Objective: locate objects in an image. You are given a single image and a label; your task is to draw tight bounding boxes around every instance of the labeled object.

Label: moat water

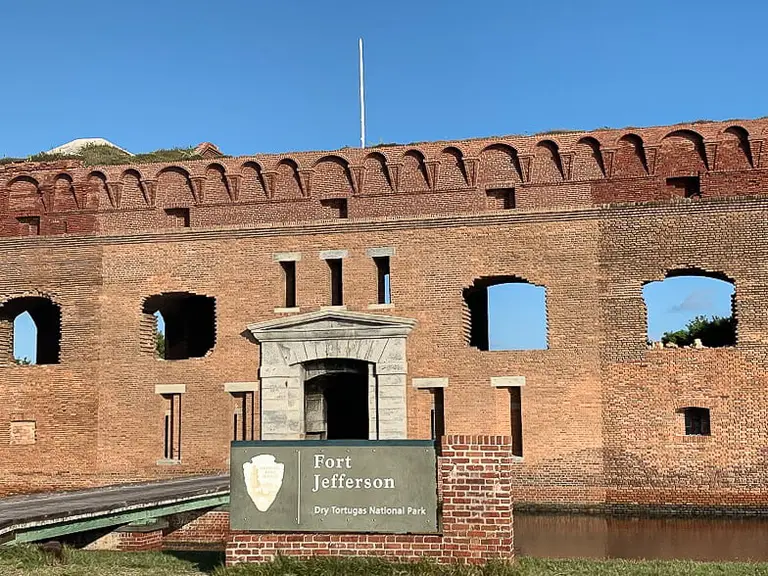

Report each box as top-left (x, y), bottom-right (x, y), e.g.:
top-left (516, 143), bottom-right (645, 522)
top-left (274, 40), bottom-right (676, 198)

top-left (515, 513), bottom-right (768, 561)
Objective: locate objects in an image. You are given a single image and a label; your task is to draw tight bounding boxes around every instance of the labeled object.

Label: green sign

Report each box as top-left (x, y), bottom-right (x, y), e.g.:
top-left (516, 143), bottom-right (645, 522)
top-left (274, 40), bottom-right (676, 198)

top-left (230, 440), bottom-right (438, 533)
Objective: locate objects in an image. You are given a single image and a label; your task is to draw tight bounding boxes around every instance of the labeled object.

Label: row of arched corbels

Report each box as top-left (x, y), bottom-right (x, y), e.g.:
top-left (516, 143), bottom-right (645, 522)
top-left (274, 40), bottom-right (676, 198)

top-left (1, 122), bottom-right (765, 211)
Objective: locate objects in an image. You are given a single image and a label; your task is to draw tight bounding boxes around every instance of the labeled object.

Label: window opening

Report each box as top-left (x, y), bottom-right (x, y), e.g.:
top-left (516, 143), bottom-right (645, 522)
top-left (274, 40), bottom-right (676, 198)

top-left (281, 261), bottom-right (297, 308)
top-left (486, 188), bottom-right (515, 210)
top-left (510, 387), bottom-right (523, 457)
top-left (464, 277), bottom-right (548, 351)
top-left (681, 407), bottom-right (711, 436)
top-left (303, 360), bottom-right (369, 440)
top-left (328, 259), bottom-right (344, 306)
top-left (1, 297), bottom-right (61, 365)
top-left (431, 388), bottom-right (445, 440)
top-left (17, 216), bottom-right (41, 235)
top-left (232, 392), bottom-right (255, 441)
top-left (164, 208), bottom-right (190, 228)
top-left (374, 256), bottom-right (391, 304)
top-left (666, 176), bottom-right (701, 199)
top-left (163, 393), bottom-right (182, 460)
top-left (142, 292), bottom-right (216, 360)
top-left (320, 198), bottom-right (348, 219)
top-left (643, 270), bottom-right (735, 348)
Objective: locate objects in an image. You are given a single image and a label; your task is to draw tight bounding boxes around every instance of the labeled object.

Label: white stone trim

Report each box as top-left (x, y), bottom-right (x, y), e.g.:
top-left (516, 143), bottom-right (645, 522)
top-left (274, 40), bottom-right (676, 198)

top-left (319, 249), bottom-right (348, 260)
top-left (272, 251), bottom-right (301, 262)
top-left (366, 247), bottom-right (395, 258)
top-left (367, 303), bottom-right (395, 310)
top-left (274, 307), bottom-right (301, 314)
top-left (491, 376), bottom-right (525, 388)
top-left (224, 382), bottom-right (258, 393)
top-left (319, 305), bottom-right (347, 312)
top-left (154, 384), bottom-right (186, 395)
top-left (412, 377), bottom-right (448, 389)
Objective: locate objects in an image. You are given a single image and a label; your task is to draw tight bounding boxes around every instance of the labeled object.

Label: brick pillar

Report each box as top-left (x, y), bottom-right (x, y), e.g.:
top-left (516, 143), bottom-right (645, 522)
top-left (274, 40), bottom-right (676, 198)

top-left (439, 435), bottom-right (514, 563)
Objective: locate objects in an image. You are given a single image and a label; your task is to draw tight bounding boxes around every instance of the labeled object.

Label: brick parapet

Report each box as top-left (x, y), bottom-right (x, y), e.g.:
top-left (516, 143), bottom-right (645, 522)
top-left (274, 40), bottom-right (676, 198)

top-left (225, 436), bottom-right (514, 565)
top-left (1, 117), bottom-right (767, 238)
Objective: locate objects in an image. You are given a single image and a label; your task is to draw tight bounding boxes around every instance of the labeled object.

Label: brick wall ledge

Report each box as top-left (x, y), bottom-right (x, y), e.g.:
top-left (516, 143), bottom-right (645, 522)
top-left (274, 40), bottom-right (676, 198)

top-left (0, 194), bottom-right (766, 250)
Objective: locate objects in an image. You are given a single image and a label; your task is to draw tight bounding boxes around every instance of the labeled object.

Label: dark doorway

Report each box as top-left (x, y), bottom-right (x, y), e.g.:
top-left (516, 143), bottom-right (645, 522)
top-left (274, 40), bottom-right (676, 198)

top-left (303, 360), bottom-right (369, 440)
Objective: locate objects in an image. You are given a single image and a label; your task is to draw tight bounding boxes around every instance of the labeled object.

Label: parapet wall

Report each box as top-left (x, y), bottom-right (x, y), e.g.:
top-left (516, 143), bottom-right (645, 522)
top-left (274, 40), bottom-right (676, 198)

top-left (1, 118), bottom-right (767, 237)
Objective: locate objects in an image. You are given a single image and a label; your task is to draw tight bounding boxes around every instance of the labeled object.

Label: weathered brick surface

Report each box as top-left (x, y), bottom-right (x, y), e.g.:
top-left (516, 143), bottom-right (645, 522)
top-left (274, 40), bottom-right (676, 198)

top-left (163, 510), bottom-right (229, 549)
top-left (1, 118), bottom-right (767, 510)
top-left (226, 436), bottom-right (514, 565)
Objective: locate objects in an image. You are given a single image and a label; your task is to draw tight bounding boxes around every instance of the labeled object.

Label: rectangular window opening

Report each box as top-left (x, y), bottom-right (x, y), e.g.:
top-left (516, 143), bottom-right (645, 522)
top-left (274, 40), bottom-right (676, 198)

top-left (486, 188), bottom-right (515, 210)
top-left (281, 261), bottom-right (297, 308)
top-left (430, 388), bottom-right (445, 440)
top-left (320, 198), bottom-right (348, 219)
top-left (510, 387), bottom-right (523, 457)
top-left (17, 216), bottom-right (41, 236)
top-left (666, 176), bottom-right (700, 198)
top-left (162, 393), bottom-right (182, 460)
top-left (328, 259), bottom-right (344, 306)
top-left (374, 256), bottom-right (391, 304)
top-left (232, 392), bottom-right (255, 441)
top-left (683, 407), bottom-right (710, 436)
top-left (165, 208), bottom-right (190, 228)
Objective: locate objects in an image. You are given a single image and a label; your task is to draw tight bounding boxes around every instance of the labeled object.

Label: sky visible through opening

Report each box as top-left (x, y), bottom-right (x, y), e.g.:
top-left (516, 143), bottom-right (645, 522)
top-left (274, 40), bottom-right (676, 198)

top-left (2, 0), bottom-right (760, 357)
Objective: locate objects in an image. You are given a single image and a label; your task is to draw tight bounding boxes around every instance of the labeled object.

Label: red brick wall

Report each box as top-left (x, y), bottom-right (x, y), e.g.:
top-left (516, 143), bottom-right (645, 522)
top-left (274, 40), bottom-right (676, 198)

top-left (164, 510), bottom-right (229, 549)
top-left (226, 436), bottom-right (514, 565)
top-left (2, 117), bottom-right (768, 512)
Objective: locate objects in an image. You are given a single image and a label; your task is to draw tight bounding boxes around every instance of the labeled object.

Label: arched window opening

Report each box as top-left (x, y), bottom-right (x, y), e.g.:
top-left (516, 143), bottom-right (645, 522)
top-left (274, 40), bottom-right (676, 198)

top-left (0, 297), bottom-right (61, 365)
top-left (643, 271), bottom-right (736, 348)
top-left (142, 292), bottom-right (216, 360)
top-left (464, 277), bottom-right (548, 351)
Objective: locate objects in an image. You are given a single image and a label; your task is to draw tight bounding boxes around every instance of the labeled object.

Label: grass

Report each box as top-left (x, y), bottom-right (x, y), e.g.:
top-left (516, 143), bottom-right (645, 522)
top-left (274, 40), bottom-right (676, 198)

top-left (1, 143), bottom-right (206, 168)
top-left (4, 546), bottom-right (768, 575)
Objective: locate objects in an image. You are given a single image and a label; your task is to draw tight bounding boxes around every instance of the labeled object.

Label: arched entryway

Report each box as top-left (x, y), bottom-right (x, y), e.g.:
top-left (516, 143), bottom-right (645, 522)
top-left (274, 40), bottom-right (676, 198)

top-left (247, 310), bottom-right (416, 440)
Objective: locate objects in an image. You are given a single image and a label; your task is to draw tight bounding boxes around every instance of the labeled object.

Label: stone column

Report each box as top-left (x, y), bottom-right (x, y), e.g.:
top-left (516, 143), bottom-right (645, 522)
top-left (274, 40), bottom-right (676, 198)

top-left (259, 342), bottom-right (304, 440)
top-left (375, 337), bottom-right (408, 440)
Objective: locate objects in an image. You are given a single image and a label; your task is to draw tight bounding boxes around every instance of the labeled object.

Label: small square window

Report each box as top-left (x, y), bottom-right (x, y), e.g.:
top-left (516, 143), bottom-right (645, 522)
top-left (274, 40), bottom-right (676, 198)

top-left (681, 407), bottom-right (710, 436)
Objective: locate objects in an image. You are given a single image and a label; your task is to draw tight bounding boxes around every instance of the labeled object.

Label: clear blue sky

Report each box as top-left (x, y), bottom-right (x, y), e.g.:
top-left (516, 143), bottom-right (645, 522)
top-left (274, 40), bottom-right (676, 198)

top-left (5, 0), bottom-right (757, 359)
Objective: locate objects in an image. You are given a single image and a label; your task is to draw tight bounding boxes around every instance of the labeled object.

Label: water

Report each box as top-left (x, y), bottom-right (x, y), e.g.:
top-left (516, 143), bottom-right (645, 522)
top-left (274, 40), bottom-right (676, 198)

top-left (515, 513), bottom-right (768, 562)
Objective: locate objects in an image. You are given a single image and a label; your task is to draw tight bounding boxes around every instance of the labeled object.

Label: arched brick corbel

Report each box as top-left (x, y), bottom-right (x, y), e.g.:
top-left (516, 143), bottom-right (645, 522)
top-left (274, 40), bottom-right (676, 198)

top-left (600, 147), bottom-right (616, 178)
top-left (72, 183), bottom-right (88, 209)
top-left (298, 169), bottom-right (314, 197)
top-left (462, 157), bottom-right (479, 187)
top-left (703, 141), bottom-right (718, 171)
top-left (105, 181), bottom-right (122, 208)
top-left (644, 145), bottom-right (660, 175)
top-left (38, 184), bottom-right (52, 211)
top-left (749, 139), bottom-right (763, 168)
top-left (225, 173), bottom-right (241, 201)
top-left (190, 176), bottom-right (206, 204)
top-left (140, 179), bottom-right (157, 206)
top-left (385, 162), bottom-right (402, 192)
top-left (349, 165), bottom-right (365, 195)
top-left (425, 160), bottom-right (440, 190)
top-left (262, 170), bottom-right (277, 198)
top-left (559, 151), bottom-right (574, 180)
top-left (518, 155), bottom-right (533, 183)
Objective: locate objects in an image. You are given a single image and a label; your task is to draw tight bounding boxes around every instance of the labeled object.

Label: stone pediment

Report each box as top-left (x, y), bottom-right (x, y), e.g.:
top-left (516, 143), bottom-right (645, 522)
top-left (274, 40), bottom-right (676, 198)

top-left (247, 309), bottom-right (416, 342)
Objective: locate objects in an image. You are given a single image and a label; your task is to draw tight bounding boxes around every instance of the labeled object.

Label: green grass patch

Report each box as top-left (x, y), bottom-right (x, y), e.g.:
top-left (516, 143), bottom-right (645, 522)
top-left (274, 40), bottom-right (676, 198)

top-left (4, 143), bottom-right (206, 168)
top-left (4, 546), bottom-right (768, 575)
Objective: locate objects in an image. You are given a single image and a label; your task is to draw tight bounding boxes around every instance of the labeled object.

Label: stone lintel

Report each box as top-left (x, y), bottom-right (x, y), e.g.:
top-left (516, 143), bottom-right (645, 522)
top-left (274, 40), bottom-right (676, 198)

top-left (491, 376), bottom-right (526, 388)
top-left (224, 382), bottom-right (258, 393)
top-left (273, 307), bottom-right (301, 314)
top-left (319, 249), bottom-right (349, 260)
top-left (272, 251), bottom-right (301, 262)
top-left (154, 384), bottom-right (186, 395)
top-left (412, 377), bottom-right (448, 389)
top-left (366, 247), bottom-right (395, 258)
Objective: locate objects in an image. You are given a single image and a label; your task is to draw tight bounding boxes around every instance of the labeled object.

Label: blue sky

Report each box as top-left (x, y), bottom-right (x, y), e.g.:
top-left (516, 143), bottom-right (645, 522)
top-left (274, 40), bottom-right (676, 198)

top-left (4, 0), bottom-right (758, 359)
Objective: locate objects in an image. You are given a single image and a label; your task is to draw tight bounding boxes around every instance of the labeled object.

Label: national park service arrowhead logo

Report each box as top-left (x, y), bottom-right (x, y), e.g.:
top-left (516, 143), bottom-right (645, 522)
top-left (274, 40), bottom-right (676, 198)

top-left (243, 454), bottom-right (285, 512)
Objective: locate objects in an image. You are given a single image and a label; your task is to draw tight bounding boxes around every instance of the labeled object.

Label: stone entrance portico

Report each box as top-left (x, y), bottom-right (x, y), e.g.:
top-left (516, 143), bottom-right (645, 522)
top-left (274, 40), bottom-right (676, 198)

top-left (247, 310), bottom-right (416, 440)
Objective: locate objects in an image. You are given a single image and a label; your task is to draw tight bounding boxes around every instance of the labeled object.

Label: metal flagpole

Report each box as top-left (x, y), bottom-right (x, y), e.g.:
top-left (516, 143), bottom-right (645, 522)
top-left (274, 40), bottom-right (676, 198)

top-left (359, 38), bottom-right (366, 149)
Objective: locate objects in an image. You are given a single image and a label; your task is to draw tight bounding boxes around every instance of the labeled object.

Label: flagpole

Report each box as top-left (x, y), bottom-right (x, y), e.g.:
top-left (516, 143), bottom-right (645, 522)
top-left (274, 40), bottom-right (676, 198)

top-left (359, 37), bottom-right (366, 149)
